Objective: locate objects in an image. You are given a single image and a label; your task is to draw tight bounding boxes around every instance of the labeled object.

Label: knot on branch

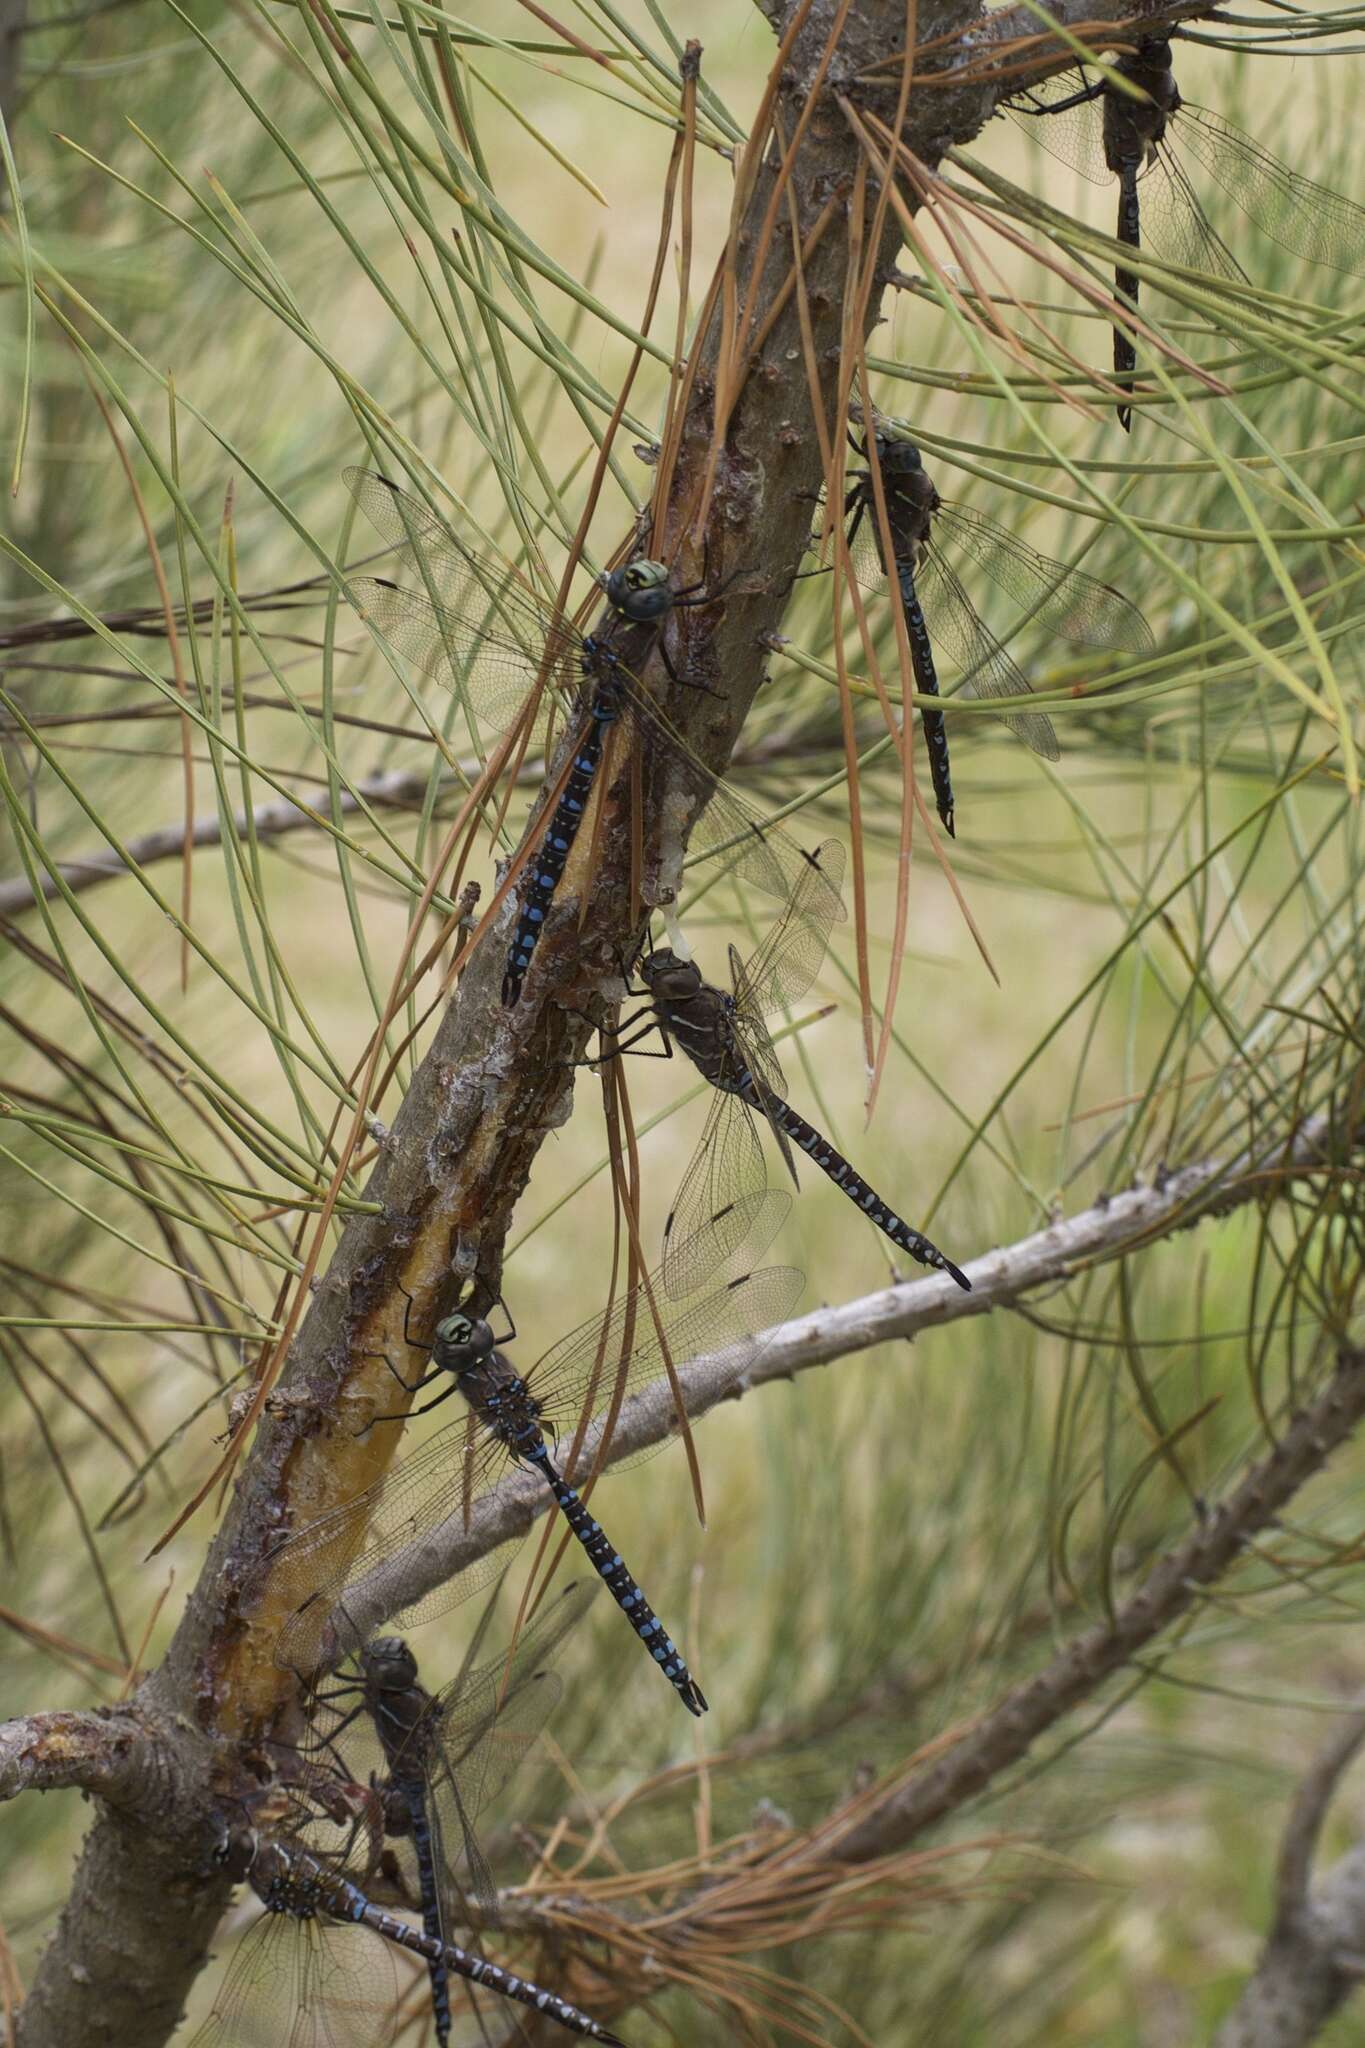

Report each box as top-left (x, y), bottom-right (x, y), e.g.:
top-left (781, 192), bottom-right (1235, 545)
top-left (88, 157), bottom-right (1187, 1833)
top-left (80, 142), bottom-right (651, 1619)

top-left (0, 1704), bottom-right (195, 1827)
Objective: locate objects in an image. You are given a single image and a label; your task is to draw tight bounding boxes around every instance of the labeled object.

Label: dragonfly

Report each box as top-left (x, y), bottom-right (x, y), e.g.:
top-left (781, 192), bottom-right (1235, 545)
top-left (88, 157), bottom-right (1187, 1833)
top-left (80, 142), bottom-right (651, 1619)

top-left (823, 430), bottom-right (1153, 836)
top-left (188, 1821), bottom-right (624, 2047)
top-left (345, 468), bottom-right (831, 1005)
top-left (607, 842), bottom-right (970, 1296)
top-left (272, 1191), bottom-right (802, 1716)
top-left (1008, 36), bottom-right (1365, 426)
top-left (305, 1584), bottom-right (598, 2048)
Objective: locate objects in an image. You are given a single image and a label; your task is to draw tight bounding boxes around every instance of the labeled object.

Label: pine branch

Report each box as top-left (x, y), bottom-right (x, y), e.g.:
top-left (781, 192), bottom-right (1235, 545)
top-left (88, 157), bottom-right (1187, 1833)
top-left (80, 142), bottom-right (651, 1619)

top-left (13, 1), bottom-right (996, 2039)
top-left (832, 1345), bottom-right (1365, 1865)
top-left (0, 1709), bottom-right (162, 1807)
top-left (1214, 1702), bottom-right (1365, 2048)
top-left (0, 763), bottom-right (476, 917)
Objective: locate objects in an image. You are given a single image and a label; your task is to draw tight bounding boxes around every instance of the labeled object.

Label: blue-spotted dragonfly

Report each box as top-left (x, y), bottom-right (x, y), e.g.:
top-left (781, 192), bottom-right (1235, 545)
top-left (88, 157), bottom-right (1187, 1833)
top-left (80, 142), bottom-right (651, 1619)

top-left (598, 838), bottom-right (970, 1295)
top-left (271, 1192), bottom-right (802, 1716)
top-left (301, 1585), bottom-right (598, 2048)
top-left (1008, 36), bottom-right (1365, 425)
top-left (817, 429), bottom-right (1153, 835)
top-left (193, 1591), bottom-right (620, 2045)
top-left (345, 469), bottom-right (835, 1004)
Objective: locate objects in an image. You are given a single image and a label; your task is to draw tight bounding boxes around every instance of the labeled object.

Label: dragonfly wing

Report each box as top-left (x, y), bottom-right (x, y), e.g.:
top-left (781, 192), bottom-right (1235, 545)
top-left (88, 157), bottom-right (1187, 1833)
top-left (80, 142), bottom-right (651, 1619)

top-left (344, 469), bottom-right (582, 729)
top-left (744, 1058), bottom-right (803, 1195)
top-left (662, 1088), bottom-right (771, 1301)
top-left (1136, 141), bottom-right (1247, 283)
top-left (428, 1764), bottom-right (499, 1932)
top-left (348, 578), bottom-right (556, 737)
top-left (297, 1916), bottom-right (401, 2048)
top-left (805, 501), bottom-right (888, 595)
top-left (528, 1184), bottom-right (790, 1384)
top-left (345, 470), bottom-right (560, 649)
top-left (1005, 75), bottom-right (1109, 182)
top-left (187, 1917), bottom-right (294, 2048)
top-left (727, 838), bottom-right (847, 1020)
top-left (535, 1253), bottom-right (804, 1482)
top-left (932, 507), bottom-right (1153, 652)
top-left (271, 1420), bottom-right (511, 1673)
top-left (916, 544), bottom-right (1061, 761)
top-left (727, 942), bottom-right (789, 1097)
top-left (674, 750), bottom-right (846, 928)
top-left (188, 1912), bottom-right (399, 2048)
top-left (438, 1583), bottom-right (594, 1811)
top-left (1178, 106), bottom-right (1365, 276)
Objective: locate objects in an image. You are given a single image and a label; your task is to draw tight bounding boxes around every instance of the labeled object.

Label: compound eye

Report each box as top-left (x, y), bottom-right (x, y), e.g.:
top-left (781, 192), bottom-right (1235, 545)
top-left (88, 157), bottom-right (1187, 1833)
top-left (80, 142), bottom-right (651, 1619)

top-left (605, 557), bottom-right (673, 623)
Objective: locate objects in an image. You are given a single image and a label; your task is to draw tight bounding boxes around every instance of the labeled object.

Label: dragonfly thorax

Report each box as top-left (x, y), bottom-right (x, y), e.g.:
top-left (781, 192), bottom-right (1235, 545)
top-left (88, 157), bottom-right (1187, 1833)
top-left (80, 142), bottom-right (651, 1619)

top-left (252, 1840), bottom-right (320, 1914)
top-left (639, 950), bottom-right (743, 1090)
top-left (454, 1351), bottom-right (542, 1443)
top-left (851, 431), bottom-right (937, 553)
top-left (576, 647), bottom-right (630, 724)
top-left (604, 556), bottom-right (673, 624)
top-left (1105, 39), bottom-right (1178, 167)
top-left (363, 1635), bottom-right (419, 1692)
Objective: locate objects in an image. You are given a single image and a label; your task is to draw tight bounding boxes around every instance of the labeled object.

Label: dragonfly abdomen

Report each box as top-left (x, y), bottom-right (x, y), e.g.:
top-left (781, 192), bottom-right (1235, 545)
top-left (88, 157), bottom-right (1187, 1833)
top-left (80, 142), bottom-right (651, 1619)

top-left (258, 1842), bottom-right (621, 2044)
top-left (1111, 162), bottom-right (1142, 428)
top-left (525, 1441), bottom-right (707, 1716)
top-left (736, 1078), bottom-right (971, 1291)
top-left (502, 686), bottom-right (622, 1007)
top-left (404, 1783), bottom-right (451, 2046)
top-left (893, 565), bottom-right (955, 836)
top-left (359, 1889), bottom-right (621, 2041)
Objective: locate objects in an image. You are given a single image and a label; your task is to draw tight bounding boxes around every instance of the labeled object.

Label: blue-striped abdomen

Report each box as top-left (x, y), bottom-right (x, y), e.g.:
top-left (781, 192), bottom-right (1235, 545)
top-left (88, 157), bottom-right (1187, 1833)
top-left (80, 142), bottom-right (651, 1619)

top-left (404, 1782), bottom-right (450, 2046)
top-left (735, 1073), bottom-right (970, 1291)
top-left (893, 564), bottom-right (955, 837)
top-left (524, 1440), bottom-right (707, 1715)
top-left (502, 686), bottom-right (621, 1006)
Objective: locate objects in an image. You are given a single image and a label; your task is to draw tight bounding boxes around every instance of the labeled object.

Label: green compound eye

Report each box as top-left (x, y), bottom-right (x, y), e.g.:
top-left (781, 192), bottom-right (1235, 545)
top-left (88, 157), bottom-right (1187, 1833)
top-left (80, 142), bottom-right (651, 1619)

top-left (604, 556), bottom-right (673, 623)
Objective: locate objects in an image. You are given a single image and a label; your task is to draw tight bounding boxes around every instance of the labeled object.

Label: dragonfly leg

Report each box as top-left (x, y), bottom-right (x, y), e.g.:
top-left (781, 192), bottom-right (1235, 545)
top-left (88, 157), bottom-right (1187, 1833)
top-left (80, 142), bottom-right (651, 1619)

top-left (583, 1010), bottom-right (673, 1065)
top-left (397, 1281), bottom-right (433, 1354)
top-left (654, 632), bottom-right (725, 699)
top-left (568, 1004), bottom-right (671, 1066)
top-left (350, 1344), bottom-right (426, 1402)
top-left (670, 550), bottom-right (748, 608)
top-left (1014, 73), bottom-right (1104, 116)
top-left (355, 1371), bottom-right (460, 1436)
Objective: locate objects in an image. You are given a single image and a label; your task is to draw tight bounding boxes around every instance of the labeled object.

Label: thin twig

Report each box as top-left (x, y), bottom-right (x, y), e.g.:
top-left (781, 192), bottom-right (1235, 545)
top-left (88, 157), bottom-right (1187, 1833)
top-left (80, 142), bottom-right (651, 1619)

top-left (0, 763), bottom-right (464, 917)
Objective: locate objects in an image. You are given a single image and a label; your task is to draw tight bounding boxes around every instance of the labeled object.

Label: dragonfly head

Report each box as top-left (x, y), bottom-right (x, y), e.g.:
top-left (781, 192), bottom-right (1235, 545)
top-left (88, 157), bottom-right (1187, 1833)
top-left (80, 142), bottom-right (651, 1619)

top-left (603, 555), bottom-right (673, 624)
top-left (638, 948), bottom-right (704, 1005)
top-left (362, 1635), bottom-right (419, 1692)
top-left (432, 1310), bottom-right (495, 1373)
top-left (872, 431), bottom-right (924, 480)
top-left (211, 1821), bottom-right (259, 1882)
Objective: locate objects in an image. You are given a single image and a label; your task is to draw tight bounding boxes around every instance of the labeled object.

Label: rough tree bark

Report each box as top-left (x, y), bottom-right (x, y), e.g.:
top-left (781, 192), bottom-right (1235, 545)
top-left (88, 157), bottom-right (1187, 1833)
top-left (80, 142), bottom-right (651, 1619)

top-left (6, 3), bottom-right (1221, 2045)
